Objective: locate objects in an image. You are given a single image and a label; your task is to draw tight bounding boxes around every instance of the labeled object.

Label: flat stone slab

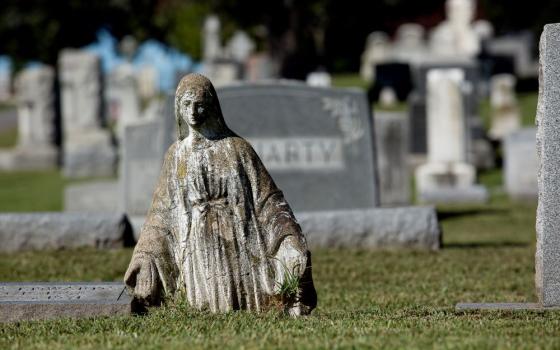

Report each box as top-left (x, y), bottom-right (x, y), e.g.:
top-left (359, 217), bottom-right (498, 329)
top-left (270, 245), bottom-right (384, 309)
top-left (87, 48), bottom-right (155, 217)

top-left (297, 206), bottom-right (441, 250)
top-left (456, 302), bottom-right (560, 311)
top-left (418, 185), bottom-right (489, 204)
top-left (0, 282), bottom-right (131, 322)
top-left (0, 213), bottom-right (134, 252)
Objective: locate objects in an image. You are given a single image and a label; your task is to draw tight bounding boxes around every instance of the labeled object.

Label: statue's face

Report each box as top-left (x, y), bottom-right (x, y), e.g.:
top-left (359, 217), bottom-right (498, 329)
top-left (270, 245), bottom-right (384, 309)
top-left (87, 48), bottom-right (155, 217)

top-left (179, 89), bottom-right (207, 127)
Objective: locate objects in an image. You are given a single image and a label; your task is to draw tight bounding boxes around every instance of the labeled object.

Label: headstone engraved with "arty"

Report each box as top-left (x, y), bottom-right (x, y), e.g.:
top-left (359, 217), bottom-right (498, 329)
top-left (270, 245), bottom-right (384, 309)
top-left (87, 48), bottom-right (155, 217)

top-left (250, 137), bottom-right (344, 171)
top-left (0, 282), bottom-right (131, 322)
top-left (217, 82), bottom-right (379, 212)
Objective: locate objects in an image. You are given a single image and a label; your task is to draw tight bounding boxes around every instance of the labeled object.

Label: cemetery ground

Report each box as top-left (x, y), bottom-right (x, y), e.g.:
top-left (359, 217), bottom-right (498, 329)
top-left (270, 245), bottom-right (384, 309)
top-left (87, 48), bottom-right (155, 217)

top-left (1, 84), bottom-right (557, 348)
top-left (1, 173), bottom-right (557, 348)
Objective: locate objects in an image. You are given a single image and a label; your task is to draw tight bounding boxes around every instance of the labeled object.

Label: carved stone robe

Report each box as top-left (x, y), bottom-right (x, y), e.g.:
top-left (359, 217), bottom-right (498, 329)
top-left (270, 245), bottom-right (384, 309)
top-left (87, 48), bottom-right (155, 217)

top-left (129, 134), bottom-right (316, 314)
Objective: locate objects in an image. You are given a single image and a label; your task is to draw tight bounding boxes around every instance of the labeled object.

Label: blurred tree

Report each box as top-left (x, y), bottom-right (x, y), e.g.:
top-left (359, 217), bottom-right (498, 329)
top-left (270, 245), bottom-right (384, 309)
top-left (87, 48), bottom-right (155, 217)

top-left (0, 0), bottom-right (160, 67)
top-left (154, 0), bottom-right (210, 61)
top-left (0, 0), bottom-right (558, 73)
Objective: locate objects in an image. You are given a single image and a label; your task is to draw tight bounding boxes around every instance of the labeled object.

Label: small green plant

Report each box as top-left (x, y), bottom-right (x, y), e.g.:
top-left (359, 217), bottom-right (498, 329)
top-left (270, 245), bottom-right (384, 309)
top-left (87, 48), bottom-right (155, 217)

top-left (273, 258), bottom-right (301, 302)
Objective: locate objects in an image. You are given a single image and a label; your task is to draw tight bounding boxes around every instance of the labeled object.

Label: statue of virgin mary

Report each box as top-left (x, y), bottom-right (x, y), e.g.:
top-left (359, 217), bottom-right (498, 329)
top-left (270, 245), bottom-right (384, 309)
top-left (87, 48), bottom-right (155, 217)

top-left (125, 73), bottom-right (316, 316)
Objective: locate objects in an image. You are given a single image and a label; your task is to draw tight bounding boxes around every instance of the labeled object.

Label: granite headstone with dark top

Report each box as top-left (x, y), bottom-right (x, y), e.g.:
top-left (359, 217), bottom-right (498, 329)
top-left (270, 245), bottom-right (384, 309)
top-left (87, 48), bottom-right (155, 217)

top-left (217, 81), bottom-right (380, 212)
top-left (408, 60), bottom-right (480, 156)
top-left (369, 63), bottom-right (413, 102)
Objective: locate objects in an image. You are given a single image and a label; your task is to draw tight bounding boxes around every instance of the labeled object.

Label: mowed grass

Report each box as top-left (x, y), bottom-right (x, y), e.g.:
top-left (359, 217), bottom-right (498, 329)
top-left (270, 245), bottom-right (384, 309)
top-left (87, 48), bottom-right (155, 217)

top-left (0, 126), bottom-right (17, 148)
top-left (1, 169), bottom-right (558, 349)
top-left (0, 170), bottom-right (64, 212)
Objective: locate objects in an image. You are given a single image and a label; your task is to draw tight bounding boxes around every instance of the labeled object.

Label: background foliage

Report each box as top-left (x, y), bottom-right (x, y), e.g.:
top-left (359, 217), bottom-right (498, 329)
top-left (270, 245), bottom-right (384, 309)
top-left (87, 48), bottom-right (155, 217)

top-left (1, 0), bottom-right (559, 72)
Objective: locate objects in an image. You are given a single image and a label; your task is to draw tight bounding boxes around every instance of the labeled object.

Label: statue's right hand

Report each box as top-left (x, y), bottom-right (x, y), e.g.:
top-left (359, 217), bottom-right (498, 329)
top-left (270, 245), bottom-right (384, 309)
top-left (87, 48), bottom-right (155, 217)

top-left (124, 255), bottom-right (160, 304)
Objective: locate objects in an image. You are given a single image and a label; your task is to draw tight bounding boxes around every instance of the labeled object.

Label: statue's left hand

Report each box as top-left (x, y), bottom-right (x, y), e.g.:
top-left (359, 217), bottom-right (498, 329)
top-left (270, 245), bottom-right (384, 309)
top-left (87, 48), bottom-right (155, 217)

top-left (124, 255), bottom-right (160, 305)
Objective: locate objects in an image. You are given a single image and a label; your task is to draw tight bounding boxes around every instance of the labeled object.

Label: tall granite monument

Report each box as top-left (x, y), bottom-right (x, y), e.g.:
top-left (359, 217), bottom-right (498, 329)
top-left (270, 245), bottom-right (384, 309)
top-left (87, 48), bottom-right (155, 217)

top-left (59, 49), bottom-right (116, 178)
top-left (457, 23), bottom-right (560, 311)
top-left (535, 23), bottom-right (560, 307)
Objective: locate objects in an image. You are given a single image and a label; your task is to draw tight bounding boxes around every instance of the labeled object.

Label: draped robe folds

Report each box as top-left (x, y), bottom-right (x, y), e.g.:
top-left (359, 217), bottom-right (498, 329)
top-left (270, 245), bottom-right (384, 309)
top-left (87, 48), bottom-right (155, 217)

top-left (127, 135), bottom-right (316, 314)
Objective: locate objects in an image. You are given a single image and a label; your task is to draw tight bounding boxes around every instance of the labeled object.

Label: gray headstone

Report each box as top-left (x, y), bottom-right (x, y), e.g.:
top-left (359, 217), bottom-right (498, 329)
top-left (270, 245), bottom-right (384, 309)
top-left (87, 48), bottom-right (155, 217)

top-left (0, 213), bottom-right (133, 252)
top-left (225, 30), bottom-right (255, 63)
top-left (106, 63), bottom-right (141, 140)
top-left (121, 95), bottom-right (175, 217)
top-left (0, 65), bottom-right (58, 171)
top-left (245, 54), bottom-right (278, 81)
top-left (375, 111), bottom-right (410, 206)
top-left (203, 60), bottom-right (243, 87)
top-left (0, 282), bottom-right (131, 322)
top-left (535, 23), bottom-right (560, 307)
top-left (203, 15), bottom-right (222, 62)
top-left (297, 206), bottom-right (440, 250)
top-left (15, 65), bottom-right (57, 152)
top-left (217, 82), bottom-right (380, 212)
top-left (59, 50), bottom-right (103, 133)
top-left (59, 49), bottom-right (116, 178)
top-left (504, 128), bottom-right (537, 201)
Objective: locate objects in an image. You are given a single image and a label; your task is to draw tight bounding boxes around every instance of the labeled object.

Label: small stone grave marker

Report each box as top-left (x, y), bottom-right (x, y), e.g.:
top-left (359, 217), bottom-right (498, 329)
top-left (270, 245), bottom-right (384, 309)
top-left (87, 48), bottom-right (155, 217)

top-left (0, 282), bottom-right (131, 322)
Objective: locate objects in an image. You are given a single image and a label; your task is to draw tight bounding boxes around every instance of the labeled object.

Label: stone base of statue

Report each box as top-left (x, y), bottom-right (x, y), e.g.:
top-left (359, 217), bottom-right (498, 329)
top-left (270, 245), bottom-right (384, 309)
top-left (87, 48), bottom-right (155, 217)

top-left (63, 130), bottom-right (116, 178)
top-left (0, 145), bottom-right (58, 171)
top-left (416, 161), bottom-right (488, 204)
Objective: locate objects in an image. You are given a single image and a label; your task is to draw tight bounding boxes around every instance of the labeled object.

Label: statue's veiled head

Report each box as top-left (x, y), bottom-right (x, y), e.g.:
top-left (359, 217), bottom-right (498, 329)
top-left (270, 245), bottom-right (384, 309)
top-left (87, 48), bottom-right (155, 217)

top-left (175, 73), bottom-right (229, 141)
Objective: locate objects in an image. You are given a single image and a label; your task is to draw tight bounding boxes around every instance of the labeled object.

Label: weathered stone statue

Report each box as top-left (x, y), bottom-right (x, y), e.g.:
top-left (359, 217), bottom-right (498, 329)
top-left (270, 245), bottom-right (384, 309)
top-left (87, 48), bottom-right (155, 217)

top-left (125, 73), bottom-right (316, 316)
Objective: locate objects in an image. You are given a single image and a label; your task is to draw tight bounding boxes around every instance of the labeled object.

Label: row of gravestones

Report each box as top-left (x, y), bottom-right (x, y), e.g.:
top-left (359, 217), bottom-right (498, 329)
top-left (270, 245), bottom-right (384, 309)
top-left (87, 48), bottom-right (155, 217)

top-left (61, 79), bottom-right (440, 251)
top-left (0, 49), bottom-right (154, 177)
top-left (1, 23), bottom-right (560, 322)
top-left (401, 58), bottom-right (536, 202)
top-left (67, 60), bottom-right (536, 242)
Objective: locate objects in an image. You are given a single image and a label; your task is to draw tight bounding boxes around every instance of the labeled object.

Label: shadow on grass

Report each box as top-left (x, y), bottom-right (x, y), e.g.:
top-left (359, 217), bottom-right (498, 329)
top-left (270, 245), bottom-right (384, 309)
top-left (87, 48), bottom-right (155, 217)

top-left (444, 241), bottom-right (530, 249)
top-left (438, 208), bottom-right (509, 221)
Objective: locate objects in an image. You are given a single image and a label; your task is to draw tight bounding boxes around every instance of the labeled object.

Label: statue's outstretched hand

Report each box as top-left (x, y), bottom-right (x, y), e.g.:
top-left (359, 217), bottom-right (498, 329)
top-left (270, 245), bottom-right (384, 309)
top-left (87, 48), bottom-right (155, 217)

top-left (124, 255), bottom-right (160, 305)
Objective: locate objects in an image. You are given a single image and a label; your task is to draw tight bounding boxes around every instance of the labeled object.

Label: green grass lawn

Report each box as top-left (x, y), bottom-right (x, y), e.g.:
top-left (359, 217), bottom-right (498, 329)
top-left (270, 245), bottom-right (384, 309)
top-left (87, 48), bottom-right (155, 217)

top-left (1, 169), bottom-right (557, 349)
top-left (331, 73), bottom-right (369, 90)
top-left (0, 170), bottom-right (64, 212)
top-left (0, 126), bottom-right (17, 148)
